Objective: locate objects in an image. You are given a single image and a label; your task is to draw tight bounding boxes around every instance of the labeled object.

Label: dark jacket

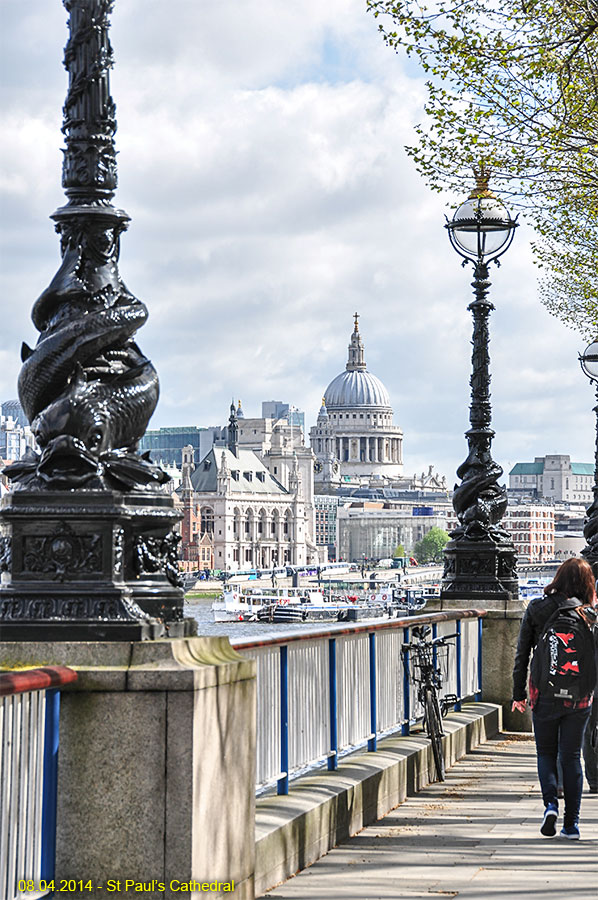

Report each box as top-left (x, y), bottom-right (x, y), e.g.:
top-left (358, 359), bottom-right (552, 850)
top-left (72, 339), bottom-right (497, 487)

top-left (512, 591), bottom-right (583, 701)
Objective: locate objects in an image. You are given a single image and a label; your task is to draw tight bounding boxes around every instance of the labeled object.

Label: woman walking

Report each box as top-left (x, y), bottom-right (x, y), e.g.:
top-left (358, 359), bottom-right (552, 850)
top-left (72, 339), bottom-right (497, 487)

top-left (512, 557), bottom-right (597, 839)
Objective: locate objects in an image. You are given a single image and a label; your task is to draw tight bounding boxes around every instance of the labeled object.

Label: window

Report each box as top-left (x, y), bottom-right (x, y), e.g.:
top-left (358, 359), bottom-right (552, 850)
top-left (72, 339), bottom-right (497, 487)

top-left (232, 470), bottom-right (239, 481)
top-left (200, 507), bottom-right (214, 535)
top-left (244, 471), bottom-right (253, 481)
top-left (257, 471), bottom-right (265, 482)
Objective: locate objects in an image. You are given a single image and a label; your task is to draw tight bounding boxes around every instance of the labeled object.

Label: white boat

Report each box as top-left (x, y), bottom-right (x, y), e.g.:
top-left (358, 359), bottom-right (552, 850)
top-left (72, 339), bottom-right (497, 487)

top-left (212, 587), bottom-right (312, 622)
top-left (519, 577), bottom-right (549, 600)
top-left (212, 582), bottom-right (430, 624)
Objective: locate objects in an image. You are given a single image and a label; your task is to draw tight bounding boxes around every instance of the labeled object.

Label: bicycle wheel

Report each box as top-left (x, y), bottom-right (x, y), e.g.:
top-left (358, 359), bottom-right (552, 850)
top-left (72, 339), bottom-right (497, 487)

top-left (424, 688), bottom-right (445, 782)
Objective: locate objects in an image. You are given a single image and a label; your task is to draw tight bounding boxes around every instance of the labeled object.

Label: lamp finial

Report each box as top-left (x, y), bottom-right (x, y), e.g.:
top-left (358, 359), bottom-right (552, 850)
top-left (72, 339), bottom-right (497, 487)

top-left (469, 165), bottom-right (496, 200)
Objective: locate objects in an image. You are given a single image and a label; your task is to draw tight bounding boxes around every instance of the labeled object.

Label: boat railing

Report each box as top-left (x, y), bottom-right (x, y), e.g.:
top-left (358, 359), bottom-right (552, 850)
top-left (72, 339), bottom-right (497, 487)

top-left (1, 666), bottom-right (78, 900)
top-left (231, 609), bottom-right (485, 795)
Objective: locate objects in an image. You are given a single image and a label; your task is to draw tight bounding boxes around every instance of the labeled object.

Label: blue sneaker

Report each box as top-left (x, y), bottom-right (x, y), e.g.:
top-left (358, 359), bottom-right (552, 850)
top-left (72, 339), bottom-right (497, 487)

top-left (540, 805), bottom-right (558, 837)
top-left (560, 823), bottom-right (580, 840)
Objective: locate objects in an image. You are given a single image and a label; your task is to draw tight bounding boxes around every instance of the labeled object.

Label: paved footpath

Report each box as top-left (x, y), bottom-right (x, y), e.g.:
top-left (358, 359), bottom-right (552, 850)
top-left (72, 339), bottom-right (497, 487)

top-left (263, 734), bottom-right (598, 900)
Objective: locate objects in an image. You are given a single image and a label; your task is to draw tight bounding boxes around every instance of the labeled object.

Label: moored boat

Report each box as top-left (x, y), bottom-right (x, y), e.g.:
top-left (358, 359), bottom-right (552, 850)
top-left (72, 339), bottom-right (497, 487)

top-left (212, 582), bottom-right (432, 623)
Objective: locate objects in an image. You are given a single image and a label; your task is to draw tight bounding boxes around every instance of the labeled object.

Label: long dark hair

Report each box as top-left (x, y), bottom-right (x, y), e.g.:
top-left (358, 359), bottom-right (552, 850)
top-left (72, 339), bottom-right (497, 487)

top-left (544, 557), bottom-right (595, 606)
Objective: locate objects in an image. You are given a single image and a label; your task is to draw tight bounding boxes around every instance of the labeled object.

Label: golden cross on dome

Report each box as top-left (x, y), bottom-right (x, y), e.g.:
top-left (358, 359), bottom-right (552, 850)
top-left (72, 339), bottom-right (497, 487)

top-left (353, 312), bottom-right (359, 332)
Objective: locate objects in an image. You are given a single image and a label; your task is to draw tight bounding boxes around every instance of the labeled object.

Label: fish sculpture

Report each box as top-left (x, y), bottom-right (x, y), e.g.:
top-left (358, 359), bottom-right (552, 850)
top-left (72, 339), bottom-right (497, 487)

top-left (450, 438), bottom-right (509, 540)
top-left (7, 219), bottom-right (167, 491)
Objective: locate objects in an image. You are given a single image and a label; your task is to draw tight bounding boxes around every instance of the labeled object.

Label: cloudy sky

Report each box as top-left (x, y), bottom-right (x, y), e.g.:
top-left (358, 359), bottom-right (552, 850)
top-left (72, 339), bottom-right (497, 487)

top-left (0, 0), bottom-right (594, 484)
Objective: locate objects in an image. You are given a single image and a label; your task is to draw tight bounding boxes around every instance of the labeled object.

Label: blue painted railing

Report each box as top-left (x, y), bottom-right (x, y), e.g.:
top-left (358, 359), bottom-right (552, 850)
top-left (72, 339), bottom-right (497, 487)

top-left (234, 609), bottom-right (485, 794)
top-left (0, 666), bottom-right (77, 900)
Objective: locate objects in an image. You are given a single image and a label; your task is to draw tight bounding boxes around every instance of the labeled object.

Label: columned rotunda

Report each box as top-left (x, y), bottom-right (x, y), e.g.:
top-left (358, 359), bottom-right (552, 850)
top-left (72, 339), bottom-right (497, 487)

top-left (310, 316), bottom-right (403, 487)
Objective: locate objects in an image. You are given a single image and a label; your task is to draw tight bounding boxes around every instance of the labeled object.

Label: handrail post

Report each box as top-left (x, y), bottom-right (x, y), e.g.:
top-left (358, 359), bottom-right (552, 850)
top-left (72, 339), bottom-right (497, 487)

top-left (475, 616), bottom-right (483, 701)
top-left (368, 632), bottom-right (377, 752)
top-left (455, 619), bottom-right (462, 711)
top-left (277, 646), bottom-right (289, 795)
top-left (41, 688), bottom-right (60, 883)
top-left (328, 638), bottom-right (338, 770)
top-left (402, 626), bottom-right (410, 735)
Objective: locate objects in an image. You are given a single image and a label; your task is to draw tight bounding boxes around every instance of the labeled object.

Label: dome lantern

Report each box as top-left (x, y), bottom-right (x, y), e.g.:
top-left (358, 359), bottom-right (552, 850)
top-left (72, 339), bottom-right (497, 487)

top-left (323, 316), bottom-right (391, 411)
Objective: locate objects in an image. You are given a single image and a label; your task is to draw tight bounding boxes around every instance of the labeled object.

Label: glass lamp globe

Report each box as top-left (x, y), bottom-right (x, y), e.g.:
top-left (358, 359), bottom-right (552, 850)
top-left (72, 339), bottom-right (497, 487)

top-left (580, 340), bottom-right (598, 381)
top-left (446, 170), bottom-right (517, 262)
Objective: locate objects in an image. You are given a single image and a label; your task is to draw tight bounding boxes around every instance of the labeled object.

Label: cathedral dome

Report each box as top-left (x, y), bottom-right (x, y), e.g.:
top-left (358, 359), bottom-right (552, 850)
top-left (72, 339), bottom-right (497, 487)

top-left (323, 315), bottom-right (392, 411)
top-left (324, 370), bottom-right (391, 410)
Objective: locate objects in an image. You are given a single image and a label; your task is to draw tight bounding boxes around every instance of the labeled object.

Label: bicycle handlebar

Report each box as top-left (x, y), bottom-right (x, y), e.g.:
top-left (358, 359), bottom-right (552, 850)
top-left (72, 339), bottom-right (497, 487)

top-left (402, 633), bottom-right (458, 651)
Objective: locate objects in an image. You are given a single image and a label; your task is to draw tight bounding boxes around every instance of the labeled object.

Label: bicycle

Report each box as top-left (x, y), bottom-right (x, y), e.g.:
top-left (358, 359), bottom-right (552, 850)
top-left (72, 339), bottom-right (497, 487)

top-left (402, 625), bottom-right (458, 781)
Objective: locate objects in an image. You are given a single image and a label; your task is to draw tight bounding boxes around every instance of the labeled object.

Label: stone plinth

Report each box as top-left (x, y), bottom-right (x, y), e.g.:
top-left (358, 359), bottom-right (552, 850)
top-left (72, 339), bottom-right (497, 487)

top-left (0, 490), bottom-right (187, 640)
top-left (0, 638), bottom-right (256, 900)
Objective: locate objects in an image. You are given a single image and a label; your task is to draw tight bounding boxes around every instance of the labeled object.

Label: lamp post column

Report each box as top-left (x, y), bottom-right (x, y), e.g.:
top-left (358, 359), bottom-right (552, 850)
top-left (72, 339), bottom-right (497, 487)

top-left (580, 345), bottom-right (598, 576)
top-left (441, 264), bottom-right (518, 607)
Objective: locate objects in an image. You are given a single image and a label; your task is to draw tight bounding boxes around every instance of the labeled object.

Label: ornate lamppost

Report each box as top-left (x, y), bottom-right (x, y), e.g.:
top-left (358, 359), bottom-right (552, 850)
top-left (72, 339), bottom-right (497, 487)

top-left (0, 0), bottom-right (187, 639)
top-left (579, 340), bottom-right (598, 577)
top-left (440, 170), bottom-right (519, 606)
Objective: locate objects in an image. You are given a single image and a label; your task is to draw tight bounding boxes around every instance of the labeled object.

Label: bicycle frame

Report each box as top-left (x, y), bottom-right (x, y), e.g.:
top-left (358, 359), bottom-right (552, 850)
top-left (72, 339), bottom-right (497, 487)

top-left (402, 629), bottom-right (458, 781)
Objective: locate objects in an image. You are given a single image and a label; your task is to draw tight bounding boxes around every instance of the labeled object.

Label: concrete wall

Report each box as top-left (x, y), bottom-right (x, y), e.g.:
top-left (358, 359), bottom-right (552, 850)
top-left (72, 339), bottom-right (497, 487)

top-left (481, 611), bottom-right (532, 731)
top-left (0, 638), bottom-right (256, 900)
top-left (427, 595), bottom-right (529, 732)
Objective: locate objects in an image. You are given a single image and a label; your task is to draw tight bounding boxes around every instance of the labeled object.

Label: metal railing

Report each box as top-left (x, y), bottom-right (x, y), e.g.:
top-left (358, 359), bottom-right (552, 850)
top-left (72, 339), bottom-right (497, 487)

top-left (232, 610), bottom-right (485, 794)
top-left (1, 666), bottom-right (77, 900)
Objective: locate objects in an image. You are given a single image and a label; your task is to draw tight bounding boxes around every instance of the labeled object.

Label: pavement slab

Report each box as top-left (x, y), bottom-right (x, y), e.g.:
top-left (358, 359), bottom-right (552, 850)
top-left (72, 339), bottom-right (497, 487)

top-left (262, 734), bottom-right (598, 899)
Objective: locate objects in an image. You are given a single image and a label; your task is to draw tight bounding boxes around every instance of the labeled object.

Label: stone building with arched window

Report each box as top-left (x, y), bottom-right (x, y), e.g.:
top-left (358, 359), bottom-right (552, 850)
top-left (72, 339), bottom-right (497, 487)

top-left (179, 404), bottom-right (317, 572)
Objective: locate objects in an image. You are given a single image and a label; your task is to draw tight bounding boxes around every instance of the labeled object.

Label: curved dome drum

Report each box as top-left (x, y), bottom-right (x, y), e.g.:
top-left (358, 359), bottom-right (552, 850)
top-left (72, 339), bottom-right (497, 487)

top-left (324, 370), bottom-right (391, 410)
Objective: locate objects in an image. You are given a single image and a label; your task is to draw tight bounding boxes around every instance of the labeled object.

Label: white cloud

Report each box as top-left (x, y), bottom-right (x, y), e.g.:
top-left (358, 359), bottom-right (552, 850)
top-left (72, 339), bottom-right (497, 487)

top-left (0, 0), bottom-right (593, 487)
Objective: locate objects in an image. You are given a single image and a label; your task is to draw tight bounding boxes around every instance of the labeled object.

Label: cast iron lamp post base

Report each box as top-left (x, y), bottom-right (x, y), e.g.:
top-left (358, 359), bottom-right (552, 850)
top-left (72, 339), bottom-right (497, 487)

top-left (0, 489), bottom-right (187, 640)
top-left (441, 537), bottom-right (518, 608)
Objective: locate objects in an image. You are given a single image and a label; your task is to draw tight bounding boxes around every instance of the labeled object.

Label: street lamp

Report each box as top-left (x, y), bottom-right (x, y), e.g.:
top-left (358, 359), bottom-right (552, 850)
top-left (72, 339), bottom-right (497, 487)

top-left (0, 0), bottom-right (187, 639)
top-left (440, 169), bottom-right (520, 606)
top-left (579, 340), bottom-right (598, 576)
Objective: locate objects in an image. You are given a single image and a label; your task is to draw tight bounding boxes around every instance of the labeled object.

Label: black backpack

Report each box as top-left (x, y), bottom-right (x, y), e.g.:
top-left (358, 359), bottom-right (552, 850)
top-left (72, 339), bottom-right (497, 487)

top-left (531, 606), bottom-right (597, 702)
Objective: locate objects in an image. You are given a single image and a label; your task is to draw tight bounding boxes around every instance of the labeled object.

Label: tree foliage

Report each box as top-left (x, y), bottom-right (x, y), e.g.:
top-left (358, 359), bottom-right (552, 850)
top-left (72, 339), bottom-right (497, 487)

top-left (413, 527), bottom-right (450, 563)
top-left (367, 0), bottom-right (598, 338)
top-left (393, 543), bottom-right (407, 557)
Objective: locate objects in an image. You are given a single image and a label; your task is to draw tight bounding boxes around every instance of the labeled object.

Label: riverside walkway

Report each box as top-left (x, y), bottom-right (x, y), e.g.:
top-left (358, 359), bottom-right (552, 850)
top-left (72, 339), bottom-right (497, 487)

top-left (262, 734), bottom-right (598, 900)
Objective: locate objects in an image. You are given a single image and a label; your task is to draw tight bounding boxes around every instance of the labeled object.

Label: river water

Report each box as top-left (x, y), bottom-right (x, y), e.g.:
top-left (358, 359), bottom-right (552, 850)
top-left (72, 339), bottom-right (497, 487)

top-left (184, 573), bottom-right (550, 642)
top-left (183, 597), bottom-right (386, 642)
